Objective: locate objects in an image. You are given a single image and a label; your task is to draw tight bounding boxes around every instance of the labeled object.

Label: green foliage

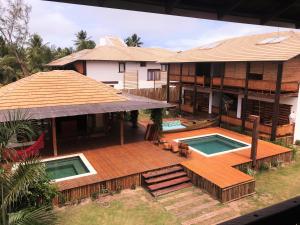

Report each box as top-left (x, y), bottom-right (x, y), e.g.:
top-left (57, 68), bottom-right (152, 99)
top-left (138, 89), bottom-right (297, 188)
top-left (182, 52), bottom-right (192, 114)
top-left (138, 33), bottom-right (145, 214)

top-left (259, 162), bottom-right (270, 172)
top-left (295, 140), bottom-right (300, 146)
top-left (74, 30), bottom-right (96, 51)
top-left (125, 34), bottom-right (143, 47)
top-left (150, 109), bottom-right (163, 132)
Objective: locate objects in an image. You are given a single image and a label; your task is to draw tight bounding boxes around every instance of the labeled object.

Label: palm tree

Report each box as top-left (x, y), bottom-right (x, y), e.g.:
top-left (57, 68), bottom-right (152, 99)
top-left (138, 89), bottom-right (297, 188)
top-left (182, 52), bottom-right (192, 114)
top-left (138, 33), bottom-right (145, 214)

top-left (0, 112), bottom-right (58, 225)
top-left (125, 34), bottom-right (143, 47)
top-left (74, 30), bottom-right (96, 51)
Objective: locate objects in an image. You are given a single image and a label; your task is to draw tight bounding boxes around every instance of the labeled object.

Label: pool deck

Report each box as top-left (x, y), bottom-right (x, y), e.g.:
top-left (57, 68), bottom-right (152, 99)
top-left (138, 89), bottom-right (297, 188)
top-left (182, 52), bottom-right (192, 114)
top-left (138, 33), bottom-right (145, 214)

top-left (164, 127), bottom-right (291, 189)
top-left (49, 125), bottom-right (291, 203)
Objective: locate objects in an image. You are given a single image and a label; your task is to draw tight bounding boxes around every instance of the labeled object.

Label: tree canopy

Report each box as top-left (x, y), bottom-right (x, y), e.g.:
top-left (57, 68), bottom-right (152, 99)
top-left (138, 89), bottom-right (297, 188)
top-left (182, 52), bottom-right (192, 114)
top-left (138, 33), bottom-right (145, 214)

top-left (125, 34), bottom-right (143, 47)
top-left (74, 30), bottom-right (96, 51)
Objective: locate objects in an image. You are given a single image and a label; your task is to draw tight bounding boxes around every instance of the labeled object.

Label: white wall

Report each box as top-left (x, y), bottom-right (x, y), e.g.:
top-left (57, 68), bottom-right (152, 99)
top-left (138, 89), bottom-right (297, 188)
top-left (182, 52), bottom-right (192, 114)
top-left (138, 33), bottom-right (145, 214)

top-left (86, 61), bottom-right (164, 89)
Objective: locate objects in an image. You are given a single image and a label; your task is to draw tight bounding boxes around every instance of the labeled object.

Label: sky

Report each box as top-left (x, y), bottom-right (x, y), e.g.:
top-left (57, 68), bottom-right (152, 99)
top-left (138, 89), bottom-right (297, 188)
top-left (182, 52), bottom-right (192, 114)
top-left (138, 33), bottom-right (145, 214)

top-left (25, 0), bottom-right (296, 51)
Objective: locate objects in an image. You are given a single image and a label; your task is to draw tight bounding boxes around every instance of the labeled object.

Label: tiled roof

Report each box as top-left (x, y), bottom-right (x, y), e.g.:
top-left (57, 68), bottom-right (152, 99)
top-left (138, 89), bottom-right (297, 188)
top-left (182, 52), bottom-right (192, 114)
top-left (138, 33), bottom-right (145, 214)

top-left (0, 70), bottom-right (126, 110)
top-left (160, 31), bottom-right (300, 63)
top-left (47, 46), bottom-right (175, 66)
top-left (0, 70), bottom-right (172, 121)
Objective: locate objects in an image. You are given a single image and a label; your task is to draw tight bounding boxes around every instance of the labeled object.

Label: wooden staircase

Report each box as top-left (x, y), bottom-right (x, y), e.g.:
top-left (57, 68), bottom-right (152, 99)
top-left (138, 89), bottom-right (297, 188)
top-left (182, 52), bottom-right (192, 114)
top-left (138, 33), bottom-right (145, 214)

top-left (143, 165), bottom-right (192, 197)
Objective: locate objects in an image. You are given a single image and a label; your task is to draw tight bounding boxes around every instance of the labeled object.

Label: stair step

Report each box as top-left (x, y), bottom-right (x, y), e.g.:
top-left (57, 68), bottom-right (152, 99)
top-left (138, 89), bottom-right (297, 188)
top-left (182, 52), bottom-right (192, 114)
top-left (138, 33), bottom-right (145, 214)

top-left (142, 165), bottom-right (183, 179)
top-left (145, 171), bottom-right (187, 184)
top-left (152, 182), bottom-right (192, 197)
top-left (148, 177), bottom-right (190, 191)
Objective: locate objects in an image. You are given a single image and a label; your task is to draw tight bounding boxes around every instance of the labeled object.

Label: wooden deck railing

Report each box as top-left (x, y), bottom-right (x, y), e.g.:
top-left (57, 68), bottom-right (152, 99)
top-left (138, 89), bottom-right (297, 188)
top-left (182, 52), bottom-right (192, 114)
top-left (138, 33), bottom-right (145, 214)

top-left (213, 77), bottom-right (299, 92)
top-left (221, 115), bottom-right (294, 137)
top-left (169, 74), bottom-right (204, 85)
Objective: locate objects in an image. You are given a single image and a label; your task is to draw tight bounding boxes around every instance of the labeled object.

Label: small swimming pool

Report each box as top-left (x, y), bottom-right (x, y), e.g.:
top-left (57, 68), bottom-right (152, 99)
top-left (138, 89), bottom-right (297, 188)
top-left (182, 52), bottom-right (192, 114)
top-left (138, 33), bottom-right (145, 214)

top-left (175, 133), bottom-right (250, 157)
top-left (162, 120), bottom-right (186, 131)
top-left (43, 154), bottom-right (97, 182)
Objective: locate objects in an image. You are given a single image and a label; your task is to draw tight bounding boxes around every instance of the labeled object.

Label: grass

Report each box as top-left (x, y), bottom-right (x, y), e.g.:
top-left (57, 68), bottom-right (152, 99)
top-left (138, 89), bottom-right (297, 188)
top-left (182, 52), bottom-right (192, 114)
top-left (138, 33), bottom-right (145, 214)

top-left (58, 189), bottom-right (180, 225)
top-left (58, 152), bottom-right (300, 224)
top-left (237, 152), bottom-right (300, 214)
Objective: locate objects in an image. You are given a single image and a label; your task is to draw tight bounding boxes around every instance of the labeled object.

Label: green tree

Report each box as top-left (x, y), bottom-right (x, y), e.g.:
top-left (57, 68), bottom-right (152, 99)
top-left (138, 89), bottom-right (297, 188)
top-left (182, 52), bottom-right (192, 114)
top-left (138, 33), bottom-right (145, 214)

top-left (125, 34), bottom-right (143, 47)
top-left (26, 34), bottom-right (53, 73)
top-left (53, 47), bottom-right (73, 59)
top-left (0, 112), bottom-right (58, 225)
top-left (0, 0), bottom-right (31, 76)
top-left (74, 30), bottom-right (96, 51)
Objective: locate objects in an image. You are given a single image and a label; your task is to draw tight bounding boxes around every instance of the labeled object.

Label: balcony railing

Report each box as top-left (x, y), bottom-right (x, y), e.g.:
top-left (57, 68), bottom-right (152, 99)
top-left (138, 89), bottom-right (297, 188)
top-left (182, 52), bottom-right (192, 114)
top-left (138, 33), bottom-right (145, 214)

top-left (221, 115), bottom-right (294, 137)
top-left (169, 74), bottom-right (204, 85)
top-left (213, 77), bottom-right (299, 92)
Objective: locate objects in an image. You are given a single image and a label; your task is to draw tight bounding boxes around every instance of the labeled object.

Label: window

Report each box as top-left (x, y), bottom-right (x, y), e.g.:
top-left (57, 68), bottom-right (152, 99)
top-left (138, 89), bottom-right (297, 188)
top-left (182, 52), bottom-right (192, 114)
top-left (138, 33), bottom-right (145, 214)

top-left (147, 69), bottom-right (161, 81)
top-left (119, 62), bottom-right (125, 73)
top-left (161, 64), bottom-right (168, 72)
top-left (140, 62), bottom-right (146, 67)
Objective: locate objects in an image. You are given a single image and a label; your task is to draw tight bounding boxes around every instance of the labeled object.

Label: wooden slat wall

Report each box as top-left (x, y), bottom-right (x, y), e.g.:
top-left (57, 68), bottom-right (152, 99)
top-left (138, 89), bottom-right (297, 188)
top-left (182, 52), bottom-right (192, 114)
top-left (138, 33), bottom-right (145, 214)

top-left (169, 63), bottom-right (196, 76)
top-left (283, 55), bottom-right (300, 82)
top-left (124, 71), bottom-right (138, 89)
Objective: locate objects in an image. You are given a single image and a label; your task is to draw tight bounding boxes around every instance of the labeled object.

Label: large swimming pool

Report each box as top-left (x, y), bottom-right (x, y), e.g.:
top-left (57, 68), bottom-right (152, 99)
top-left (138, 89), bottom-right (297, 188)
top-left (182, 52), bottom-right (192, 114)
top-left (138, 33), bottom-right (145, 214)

top-left (43, 153), bottom-right (97, 182)
top-left (176, 133), bottom-right (251, 157)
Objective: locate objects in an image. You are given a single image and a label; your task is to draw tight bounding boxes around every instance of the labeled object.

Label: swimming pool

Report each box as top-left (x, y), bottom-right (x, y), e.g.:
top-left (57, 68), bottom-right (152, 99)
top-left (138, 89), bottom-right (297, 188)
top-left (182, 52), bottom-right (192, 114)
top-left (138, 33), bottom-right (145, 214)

top-left (43, 153), bottom-right (97, 182)
top-left (175, 133), bottom-right (251, 157)
top-left (162, 120), bottom-right (186, 131)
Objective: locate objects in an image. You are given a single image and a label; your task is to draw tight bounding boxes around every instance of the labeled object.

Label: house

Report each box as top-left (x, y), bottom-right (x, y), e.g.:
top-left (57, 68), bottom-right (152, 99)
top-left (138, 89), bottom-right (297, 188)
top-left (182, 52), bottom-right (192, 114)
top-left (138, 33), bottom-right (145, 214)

top-left (47, 36), bottom-right (174, 89)
top-left (160, 31), bottom-right (300, 143)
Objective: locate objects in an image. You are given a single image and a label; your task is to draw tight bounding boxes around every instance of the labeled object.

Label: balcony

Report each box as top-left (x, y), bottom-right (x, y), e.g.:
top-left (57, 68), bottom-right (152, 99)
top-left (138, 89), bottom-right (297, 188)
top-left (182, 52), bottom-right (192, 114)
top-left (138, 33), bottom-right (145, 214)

top-left (212, 77), bottom-right (299, 92)
top-left (169, 74), bottom-right (204, 85)
top-left (221, 115), bottom-right (294, 137)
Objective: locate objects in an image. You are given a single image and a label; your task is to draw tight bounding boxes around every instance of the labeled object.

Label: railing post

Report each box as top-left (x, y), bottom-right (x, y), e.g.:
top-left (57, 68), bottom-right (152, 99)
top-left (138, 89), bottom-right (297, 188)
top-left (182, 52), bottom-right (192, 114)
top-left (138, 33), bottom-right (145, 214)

top-left (250, 115), bottom-right (260, 168)
top-left (242, 62), bottom-right (250, 132)
top-left (179, 63), bottom-right (183, 114)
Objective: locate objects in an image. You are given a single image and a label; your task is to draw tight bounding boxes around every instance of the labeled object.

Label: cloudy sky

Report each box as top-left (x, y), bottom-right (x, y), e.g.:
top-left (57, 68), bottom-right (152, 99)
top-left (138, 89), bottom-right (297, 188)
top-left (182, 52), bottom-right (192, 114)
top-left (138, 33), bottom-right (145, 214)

top-left (25, 0), bottom-right (295, 50)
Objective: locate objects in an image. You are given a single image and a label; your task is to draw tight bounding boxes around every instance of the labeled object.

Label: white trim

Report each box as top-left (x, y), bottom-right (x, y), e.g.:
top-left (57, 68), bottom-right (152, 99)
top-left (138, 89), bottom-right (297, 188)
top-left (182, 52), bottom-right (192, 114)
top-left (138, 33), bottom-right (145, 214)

top-left (174, 133), bottom-right (251, 157)
top-left (42, 153), bottom-right (97, 182)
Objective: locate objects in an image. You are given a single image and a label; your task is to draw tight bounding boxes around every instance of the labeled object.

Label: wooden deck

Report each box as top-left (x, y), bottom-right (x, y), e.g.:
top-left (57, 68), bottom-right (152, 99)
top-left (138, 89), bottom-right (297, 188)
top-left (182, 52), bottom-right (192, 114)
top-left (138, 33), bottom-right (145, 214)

top-left (163, 127), bottom-right (291, 202)
top-left (49, 125), bottom-right (291, 203)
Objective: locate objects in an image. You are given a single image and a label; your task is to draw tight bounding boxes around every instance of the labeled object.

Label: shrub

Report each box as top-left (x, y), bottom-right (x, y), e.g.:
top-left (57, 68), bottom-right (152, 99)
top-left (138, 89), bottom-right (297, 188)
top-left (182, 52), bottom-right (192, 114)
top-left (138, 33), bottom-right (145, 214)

top-left (271, 159), bottom-right (280, 168)
top-left (91, 192), bottom-right (99, 201)
top-left (259, 162), bottom-right (270, 171)
top-left (295, 140), bottom-right (300, 146)
top-left (246, 167), bottom-right (255, 176)
top-left (115, 185), bottom-right (122, 194)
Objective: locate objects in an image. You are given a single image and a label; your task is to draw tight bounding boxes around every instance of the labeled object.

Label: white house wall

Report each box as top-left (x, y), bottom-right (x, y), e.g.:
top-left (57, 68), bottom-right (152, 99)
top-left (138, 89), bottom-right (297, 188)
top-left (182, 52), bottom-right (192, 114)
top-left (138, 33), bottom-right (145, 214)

top-left (86, 61), bottom-right (163, 89)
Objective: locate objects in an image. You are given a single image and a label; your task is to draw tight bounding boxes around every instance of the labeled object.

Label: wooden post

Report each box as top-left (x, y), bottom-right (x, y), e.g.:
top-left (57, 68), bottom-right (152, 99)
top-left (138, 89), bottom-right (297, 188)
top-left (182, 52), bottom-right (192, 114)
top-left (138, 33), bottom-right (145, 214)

top-left (120, 112), bottom-right (124, 145)
top-left (271, 62), bottom-right (283, 141)
top-left (218, 65), bottom-right (225, 126)
top-left (166, 63), bottom-right (170, 102)
top-left (242, 62), bottom-right (250, 132)
top-left (250, 115), bottom-right (260, 168)
top-left (52, 118), bottom-right (58, 156)
top-left (179, 63), bottom-right (183, 113)
top-left (193, 73), bottom-right (197, 115)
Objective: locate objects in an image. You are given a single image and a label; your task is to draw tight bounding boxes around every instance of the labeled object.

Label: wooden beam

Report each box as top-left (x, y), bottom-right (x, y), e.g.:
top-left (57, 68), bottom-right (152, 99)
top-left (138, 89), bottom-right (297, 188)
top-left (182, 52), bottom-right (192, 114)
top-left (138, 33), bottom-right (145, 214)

top-left (241, 62), bottom-right (250, 132)
top-left (271, 62), bottom-right (283, 141)
top-left (193, 74), bottom-right (197, 115)
top-left (120, 112), bottom-right (124, 145)
top-left (165, 0), bottom-right (181, 14)
top-left (179, 63), bottom-right (183, 113)
top-left (218, 63), bottom-right (225, 126)
top-left (52, 117), bottom-right (58, 156)
top-left (250, 115), bottom-right (260, 168)
top-left (166, 63), bottom-right (170, 102)
top-left (217, 0), bottom-right (243, 20)
top-left (260, 0), bottom-right (297, 25)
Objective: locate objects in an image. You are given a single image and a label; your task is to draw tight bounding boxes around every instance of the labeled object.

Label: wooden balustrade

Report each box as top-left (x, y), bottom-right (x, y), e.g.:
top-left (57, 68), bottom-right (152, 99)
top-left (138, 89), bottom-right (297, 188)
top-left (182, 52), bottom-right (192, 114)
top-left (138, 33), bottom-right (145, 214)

top-left (169, 74), bottom-right (204, 85)
top-left (221, 115), bottom-right (293, 137)
top-left (213, 77), bottom-right (299, 92)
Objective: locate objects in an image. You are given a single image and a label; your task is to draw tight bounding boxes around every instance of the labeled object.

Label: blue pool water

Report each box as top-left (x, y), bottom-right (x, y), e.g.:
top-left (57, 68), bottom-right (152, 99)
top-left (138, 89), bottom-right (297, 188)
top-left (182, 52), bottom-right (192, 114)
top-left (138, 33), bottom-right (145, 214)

top-left (181, 134), bottom-right (249, 156)
top-left (45, 156), bottom-right (89, 180)
top-left (163, 120), bottom-right (186, 131)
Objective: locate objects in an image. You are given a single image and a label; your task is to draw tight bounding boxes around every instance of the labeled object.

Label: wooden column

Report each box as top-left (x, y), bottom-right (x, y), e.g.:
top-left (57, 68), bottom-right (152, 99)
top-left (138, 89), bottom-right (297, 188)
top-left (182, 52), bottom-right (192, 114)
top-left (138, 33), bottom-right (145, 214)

top-left (271, 62), bottom-right (283, 141)
top-left (52, 118), bottom-right (58, 156)
top-left (179, 63), bottom-right (183, 113)
top-left (218, 64), bottom-right (225, 126)
top-left (241, 62), bottom-right (250, 132)
top-left (193, 73), bottom-right (197, 115)
top-left (250, 115), bottom-right (260, 168)
top-left (120, 112), bottom-right (124, 145)
top-left (166, 63), bottom-right (170, 103)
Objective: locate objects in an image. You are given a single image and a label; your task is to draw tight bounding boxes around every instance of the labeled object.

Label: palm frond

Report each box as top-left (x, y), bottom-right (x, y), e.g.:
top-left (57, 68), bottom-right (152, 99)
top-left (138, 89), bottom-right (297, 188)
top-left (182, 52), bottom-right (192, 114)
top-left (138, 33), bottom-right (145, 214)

top-left (3, 159), bottom-right (46, 208)
top-left (8, 205), bottom-right (58, 225)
